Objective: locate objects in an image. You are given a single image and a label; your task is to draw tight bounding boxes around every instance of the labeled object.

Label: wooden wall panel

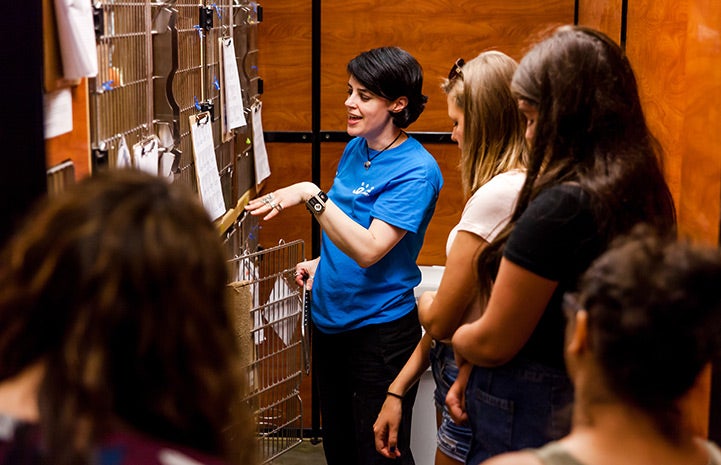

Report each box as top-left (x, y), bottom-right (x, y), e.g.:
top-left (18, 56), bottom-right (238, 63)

top-left (677, 0), bottom-right (721, 245)
top-left (627, 0), bottom-right (721, 437)
top-left (417, 143), bottom-right (463, 266)
top-left (45, 80), bottom-right (91, 179)
top-left (320, 0), bottom-right (575, 132)
top-left (577, 0), bottom-right (623, 44)
top-left (254, 143), bottom-right (313, 251)
top-left (256, 0), bottom-right (312, 131)
top-left (626, 0), bottom-right (686, 210)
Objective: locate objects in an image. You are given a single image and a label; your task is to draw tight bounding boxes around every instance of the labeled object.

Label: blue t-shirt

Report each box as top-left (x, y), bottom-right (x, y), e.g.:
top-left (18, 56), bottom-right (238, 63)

top-left (312, 136), bottom-right (443, 333)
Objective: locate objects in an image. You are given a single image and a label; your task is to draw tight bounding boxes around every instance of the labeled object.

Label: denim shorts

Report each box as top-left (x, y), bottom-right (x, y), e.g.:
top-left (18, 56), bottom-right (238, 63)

top-left (430, 341), bottom-right (471, 463)
top-left (464, 357), bottom-right (573, 465)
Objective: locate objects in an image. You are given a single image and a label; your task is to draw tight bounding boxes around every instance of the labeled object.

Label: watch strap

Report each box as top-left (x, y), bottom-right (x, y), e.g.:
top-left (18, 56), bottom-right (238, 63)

top-left (305, 190), bottom-right (328, 215)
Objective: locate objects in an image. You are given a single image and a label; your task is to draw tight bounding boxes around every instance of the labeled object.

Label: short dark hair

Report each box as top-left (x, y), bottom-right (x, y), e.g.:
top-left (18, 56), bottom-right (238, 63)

top-left (577, 226), bottom-right (721, 438)
top-left (347, 46), bottom-right (428, 128)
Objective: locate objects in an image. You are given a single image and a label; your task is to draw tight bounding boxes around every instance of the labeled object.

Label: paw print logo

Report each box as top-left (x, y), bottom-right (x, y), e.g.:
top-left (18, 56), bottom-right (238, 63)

top-left (353, 182), bottom-right (374, 196)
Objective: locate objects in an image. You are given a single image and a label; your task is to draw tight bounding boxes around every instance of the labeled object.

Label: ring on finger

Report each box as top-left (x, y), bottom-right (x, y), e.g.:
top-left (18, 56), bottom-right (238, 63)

top-left (274, 202), bottom-right (283, 211)
top-left (268, 201), bottom-right (276, 209)
top-left (266, 193), bottom-right (274, 201)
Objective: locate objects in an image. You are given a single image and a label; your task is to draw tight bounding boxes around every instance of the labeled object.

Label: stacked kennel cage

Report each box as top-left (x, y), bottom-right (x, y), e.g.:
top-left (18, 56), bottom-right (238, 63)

top-left (226, 213), bottom-right (305, 463)
top-left (88, 2), bottom-right (305, 462)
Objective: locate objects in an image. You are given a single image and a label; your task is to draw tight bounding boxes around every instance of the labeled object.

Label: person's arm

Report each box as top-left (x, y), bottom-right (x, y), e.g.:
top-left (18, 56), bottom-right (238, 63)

top-left (373, 333), bottom-right (432, 459)
top-left (445, 359), bottom-right (471, 425)
top-left (246, 182), bottom-right (406, 267)
top-left (452, 258), bottom-right (557, 367)
top-left (418, 231), bottom-right (487, 340)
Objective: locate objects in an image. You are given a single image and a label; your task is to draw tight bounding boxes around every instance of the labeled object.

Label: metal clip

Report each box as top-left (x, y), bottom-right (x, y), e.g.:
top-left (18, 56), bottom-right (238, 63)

top-left (199, 6), bottom-right (214, 31)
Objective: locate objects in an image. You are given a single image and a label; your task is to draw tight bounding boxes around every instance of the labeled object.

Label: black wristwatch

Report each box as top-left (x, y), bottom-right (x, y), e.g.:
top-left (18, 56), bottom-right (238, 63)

top-left (306, 190), bottom-right (328, 215)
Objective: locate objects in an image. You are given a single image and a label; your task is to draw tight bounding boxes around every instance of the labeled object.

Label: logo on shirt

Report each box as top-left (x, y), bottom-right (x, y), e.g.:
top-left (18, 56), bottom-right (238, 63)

top-left (352, 182), bottom-right (375, 196)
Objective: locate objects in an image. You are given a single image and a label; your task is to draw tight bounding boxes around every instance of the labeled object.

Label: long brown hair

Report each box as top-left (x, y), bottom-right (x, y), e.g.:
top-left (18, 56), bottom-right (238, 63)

top-left (0, 170), bottom-right (255, 464)
top-left (478, 26), bottom-right (676, 288)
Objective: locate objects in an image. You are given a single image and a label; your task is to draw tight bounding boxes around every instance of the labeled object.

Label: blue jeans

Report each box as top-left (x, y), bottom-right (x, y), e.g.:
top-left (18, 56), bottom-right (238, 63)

top-left (464, 358), bottom-right (573, 465)
top-left (313, 308), bottom-right (421, 465)
top-left (430, 341), bottom-right (471, 462)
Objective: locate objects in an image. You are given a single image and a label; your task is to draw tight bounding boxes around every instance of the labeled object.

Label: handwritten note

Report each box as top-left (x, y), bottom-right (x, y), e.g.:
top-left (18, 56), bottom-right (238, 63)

top-left (221, 38), bottom-right (247, 131)
top-left (252, 103), bottom-right (271, 184)
top-left (189, 112), bottom-right (226, 220)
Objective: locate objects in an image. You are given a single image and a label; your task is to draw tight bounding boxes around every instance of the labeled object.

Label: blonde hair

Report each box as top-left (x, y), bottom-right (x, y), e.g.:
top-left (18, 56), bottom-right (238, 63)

top-left (442, 51), bottom-right (527, 196)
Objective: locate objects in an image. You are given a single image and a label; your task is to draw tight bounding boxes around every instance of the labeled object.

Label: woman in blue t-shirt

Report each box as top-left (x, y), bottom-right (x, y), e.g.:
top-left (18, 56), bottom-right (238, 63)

top-left (246, 46), bottom-right (443, 465)
top-left (448, 26), bottom-right (676, 465)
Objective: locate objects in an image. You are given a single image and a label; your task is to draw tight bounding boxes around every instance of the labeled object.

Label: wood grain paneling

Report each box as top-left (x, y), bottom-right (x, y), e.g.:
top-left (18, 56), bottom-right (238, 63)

top-left (254, 143), bottom-right (313, 251)
top-left (627, 0), bottom-right (721, 437)
top-left (45, 80), bottom-right (91, 179)
top-left (418, 143), bottom-right (463, 265)
top-left (256, 0), bottom-right (313, 131)
top-left (320, 0), bottom-right (574, 132)
top-left (577, 0), bottom-right (623, 44)
top-left (678, 0), bottom-right (721, 245)
top-left (676, 0), bottom-right (721, 438)
top-left (626, 0), bottom-right (686, 208)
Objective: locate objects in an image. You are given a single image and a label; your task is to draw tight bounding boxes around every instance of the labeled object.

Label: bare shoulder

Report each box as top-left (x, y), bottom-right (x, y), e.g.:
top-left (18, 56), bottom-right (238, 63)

top-left (481, 451), bottom-right (543, 465)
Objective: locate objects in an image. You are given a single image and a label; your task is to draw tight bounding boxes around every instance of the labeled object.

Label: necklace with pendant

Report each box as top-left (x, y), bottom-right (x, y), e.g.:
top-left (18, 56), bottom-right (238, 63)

top-left (364, 131), bottom-right (404, 169)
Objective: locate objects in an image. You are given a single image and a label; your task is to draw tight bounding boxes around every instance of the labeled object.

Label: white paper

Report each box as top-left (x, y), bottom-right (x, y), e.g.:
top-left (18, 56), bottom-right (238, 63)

top-left (116, 135), bottom-right (131, 168)
top-left (189, 113), bottom-right (227, 220)
top-left (43, 88), bottom-right (73, 139)
top-left (263, 276), bottom-right (300, 346)
top-left (159, 152), bottom-right (176, 178)
top-left (133, 137), bottom-right (159, 175)
top-left (54, 0), bottom-right (99, 79)
top-left (252, 103), bottom-right (271, 184)
top-left (221, 38), bottom-right (247, 130)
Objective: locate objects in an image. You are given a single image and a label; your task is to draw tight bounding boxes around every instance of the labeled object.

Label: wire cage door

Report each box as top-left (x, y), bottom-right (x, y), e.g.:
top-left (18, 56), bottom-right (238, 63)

top-left (227, 216), bottom-right (305, 464)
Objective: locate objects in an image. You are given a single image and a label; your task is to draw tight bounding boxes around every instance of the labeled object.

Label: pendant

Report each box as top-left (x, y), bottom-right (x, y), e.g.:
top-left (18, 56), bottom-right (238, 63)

top-left (364, 161), bottom-right (371, 169)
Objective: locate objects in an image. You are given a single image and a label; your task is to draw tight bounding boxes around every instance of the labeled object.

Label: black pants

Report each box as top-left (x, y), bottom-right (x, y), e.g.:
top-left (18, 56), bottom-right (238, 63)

top-left (313, 308), bottom-right (421, 465)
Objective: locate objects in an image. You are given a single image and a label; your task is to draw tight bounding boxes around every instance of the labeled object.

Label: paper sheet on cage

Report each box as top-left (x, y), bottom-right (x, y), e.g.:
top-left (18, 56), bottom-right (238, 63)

top-left (43, 88), bottom-right (73, 138)
top-left (189, 112), bottom-right (227, 220)
top-left (220, 37), bottom-right (247, 135)
top-left (251, 103), bottom-right (271, 185)
top-left (53, 0), bottom-right (98, 79)
top-left (133, 137), bottom-right (159, 175)
top-left (116, 135), bottom-right (132, 168)
top-left (262, 275), bottom-right (300, 346)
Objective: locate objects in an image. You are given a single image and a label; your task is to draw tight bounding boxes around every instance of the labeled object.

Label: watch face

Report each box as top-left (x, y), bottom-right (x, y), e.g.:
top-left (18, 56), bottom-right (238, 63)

top-left (313, 202), bottom-right (323, 212)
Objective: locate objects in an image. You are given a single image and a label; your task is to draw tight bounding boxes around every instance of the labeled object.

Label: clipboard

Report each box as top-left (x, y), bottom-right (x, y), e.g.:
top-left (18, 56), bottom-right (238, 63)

top-left (189, 112), bottom-right (227, 220)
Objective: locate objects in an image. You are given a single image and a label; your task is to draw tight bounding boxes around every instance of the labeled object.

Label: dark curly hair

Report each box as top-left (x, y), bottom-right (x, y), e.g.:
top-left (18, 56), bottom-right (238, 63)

top-left (0, 170), bottom-right (255, 465)
top-left (576, 226), bottom-right (721, 440)
top-left (347, 46), bottom-right (428, 128)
